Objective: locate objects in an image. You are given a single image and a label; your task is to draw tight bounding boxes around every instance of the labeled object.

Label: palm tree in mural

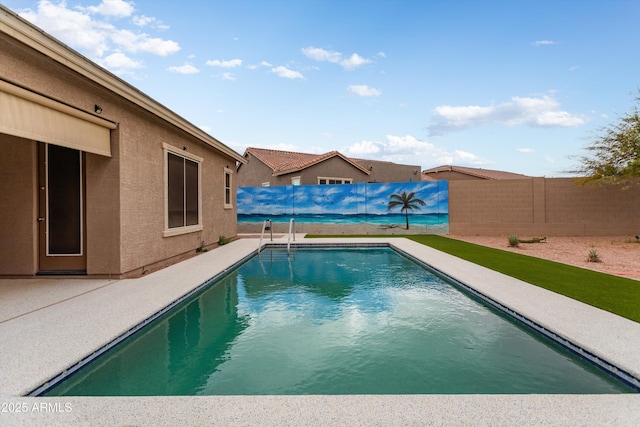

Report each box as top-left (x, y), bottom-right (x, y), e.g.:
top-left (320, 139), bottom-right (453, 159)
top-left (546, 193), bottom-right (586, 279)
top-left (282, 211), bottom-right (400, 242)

top-left (387, 191), bottom-right (426, 230)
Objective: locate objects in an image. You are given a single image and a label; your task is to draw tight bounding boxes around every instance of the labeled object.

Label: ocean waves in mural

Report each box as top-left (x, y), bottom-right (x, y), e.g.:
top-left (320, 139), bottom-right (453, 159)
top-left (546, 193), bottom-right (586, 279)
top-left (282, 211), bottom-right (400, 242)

top-left (237, 181), bottom-right (449, 231)
top-left (237, 213), bottom-right (449, 226)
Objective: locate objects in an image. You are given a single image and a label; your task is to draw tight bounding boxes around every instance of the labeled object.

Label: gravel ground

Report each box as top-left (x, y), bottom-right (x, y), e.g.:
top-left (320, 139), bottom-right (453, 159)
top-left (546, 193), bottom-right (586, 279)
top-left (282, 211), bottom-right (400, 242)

top-left (448, 235), bottom-right (640, 281)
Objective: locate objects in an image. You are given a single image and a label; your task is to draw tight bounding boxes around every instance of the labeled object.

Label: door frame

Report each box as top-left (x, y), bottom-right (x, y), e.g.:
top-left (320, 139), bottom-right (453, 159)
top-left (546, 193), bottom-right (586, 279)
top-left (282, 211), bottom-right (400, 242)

top-left (37, 142), bottom-right (87, 274)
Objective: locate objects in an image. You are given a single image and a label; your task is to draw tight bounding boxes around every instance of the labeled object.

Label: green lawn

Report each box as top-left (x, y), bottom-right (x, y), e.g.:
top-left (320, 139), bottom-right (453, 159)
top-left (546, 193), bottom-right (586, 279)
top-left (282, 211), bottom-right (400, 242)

top-left (307, 234), bottom-right (640, 323)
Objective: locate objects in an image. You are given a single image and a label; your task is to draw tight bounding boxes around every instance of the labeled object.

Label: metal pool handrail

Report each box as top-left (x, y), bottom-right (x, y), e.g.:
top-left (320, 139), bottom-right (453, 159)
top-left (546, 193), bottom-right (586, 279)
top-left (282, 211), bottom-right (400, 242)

top-left (287, 218), bottom-right (296, 255)
top-left (258, 219), bottom-right (272, 253)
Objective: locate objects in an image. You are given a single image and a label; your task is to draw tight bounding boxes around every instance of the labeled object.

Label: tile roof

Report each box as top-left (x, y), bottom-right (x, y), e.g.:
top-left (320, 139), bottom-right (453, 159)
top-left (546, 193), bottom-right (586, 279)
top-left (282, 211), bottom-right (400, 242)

top-left (244, 147), bottom-right (371, 176)
top-left (422, 165), bottom-right (530, 180)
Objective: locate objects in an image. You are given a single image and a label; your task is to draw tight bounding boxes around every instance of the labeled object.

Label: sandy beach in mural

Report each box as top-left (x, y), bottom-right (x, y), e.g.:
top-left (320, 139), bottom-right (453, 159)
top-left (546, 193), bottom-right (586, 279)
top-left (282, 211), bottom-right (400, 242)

top-left (238, 221), bottom-right (449, 236)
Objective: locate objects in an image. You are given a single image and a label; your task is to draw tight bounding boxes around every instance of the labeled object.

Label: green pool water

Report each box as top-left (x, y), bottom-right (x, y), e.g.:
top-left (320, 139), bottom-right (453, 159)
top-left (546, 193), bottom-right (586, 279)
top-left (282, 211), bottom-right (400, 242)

top-left (45, 247), bottom-right (636, 395)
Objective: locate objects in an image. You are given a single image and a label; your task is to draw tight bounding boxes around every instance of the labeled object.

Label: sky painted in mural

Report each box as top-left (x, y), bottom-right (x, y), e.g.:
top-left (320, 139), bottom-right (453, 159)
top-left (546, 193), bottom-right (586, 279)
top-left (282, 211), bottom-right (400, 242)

top-left (237, 181), bottom-right (448, 218)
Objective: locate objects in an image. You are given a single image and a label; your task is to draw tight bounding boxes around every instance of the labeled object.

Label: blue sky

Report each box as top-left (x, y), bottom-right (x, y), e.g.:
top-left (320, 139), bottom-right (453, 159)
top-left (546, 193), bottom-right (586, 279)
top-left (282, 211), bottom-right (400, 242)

top-left (5, 0), bottom-right (640, 177)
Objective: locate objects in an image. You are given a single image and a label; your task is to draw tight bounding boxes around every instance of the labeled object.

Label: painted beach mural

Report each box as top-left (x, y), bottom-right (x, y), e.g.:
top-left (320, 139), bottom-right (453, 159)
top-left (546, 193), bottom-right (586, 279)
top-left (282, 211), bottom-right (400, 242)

top-left (237, 181), bottom-right (449, 234)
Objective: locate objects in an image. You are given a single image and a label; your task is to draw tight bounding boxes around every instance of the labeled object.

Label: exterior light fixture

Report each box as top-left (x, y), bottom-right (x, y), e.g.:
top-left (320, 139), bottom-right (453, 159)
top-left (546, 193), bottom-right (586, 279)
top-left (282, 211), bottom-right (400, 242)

top-left (94, 104), bottom-right (103, 114)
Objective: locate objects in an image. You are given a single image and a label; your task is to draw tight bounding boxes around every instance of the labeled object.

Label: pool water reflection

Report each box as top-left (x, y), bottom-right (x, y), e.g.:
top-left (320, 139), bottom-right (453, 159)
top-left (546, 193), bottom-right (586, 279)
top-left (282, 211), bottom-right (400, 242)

top-left (45, 248), bottom-right (637, 395)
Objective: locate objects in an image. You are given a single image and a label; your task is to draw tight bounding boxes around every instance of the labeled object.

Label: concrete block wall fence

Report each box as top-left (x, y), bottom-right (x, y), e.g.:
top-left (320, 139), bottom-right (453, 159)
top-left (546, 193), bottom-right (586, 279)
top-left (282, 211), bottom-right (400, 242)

top-left (448, 177), bottom-right (640, 236)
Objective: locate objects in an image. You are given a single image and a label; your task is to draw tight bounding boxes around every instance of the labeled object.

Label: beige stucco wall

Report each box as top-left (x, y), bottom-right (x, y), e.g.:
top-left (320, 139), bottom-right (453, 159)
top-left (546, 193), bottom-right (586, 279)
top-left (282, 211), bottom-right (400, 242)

top-left (237, 153), bottom-right (276, 187)
top-left (299, 157), bottom-right (370, 185)
top-left (1, 30), bottom-right (123, 276)
top-left (449, 177), bottom-right (640, 236)
top-left (350, 159), bottom-right (421, 183)
top-left (0, 135), bottom-right (38, 275)
top-left (116, 107), bottom-right (238, 275)
top-left (1, 30), bottom-right (238, 277)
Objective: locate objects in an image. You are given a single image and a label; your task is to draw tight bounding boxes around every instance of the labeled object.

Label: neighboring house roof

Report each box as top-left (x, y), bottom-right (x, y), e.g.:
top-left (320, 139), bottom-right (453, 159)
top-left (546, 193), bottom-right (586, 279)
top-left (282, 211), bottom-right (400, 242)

top-left (0, 5), bottom-right (245, 164)
top-left (244, 147), bottom-right (371, 176)
top-left (422, 165), bottom-right (530, 180)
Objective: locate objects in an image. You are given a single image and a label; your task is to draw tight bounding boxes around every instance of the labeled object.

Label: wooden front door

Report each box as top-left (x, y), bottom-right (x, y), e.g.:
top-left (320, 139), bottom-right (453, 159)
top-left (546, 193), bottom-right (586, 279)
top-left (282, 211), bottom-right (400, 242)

top-left (38, 143), bottom-right (87, 274)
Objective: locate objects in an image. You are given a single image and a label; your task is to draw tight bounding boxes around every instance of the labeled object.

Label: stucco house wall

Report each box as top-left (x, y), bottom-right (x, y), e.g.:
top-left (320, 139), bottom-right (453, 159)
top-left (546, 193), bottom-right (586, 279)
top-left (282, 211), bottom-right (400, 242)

top-left (297, 156), bottom-right (370, 185)
top-left (0, 9), bottom-right (243, 277)
top-left (353, 159), bottom-right (421, 183)
top-left (238, 151), bottom-right (282, 186)
top-left (0, 135), bottom-right (38, 275)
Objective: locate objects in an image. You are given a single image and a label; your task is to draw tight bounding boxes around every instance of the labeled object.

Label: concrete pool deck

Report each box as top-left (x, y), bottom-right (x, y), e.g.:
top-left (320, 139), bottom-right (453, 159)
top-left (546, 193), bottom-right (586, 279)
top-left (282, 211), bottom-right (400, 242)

top-left (1, 236), bottom-right (639, 426)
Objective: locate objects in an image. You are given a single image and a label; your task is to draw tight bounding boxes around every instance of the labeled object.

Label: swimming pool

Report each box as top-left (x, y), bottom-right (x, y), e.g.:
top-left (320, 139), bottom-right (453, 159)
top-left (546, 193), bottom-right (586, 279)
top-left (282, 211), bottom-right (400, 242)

top-left (44, 247), bottom-right (636, 395)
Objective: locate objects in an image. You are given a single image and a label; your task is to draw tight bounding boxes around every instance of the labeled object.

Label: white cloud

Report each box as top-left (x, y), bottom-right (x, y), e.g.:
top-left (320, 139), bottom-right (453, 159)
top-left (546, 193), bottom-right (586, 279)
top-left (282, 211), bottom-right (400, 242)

top-left (20, 0), bottom-right (111, 57)
top-left (132, 15), bottom-right (153, 26)
top-left (302, 46), bottom-right (342, 63)
top-left (340, 53), bottom-right (372, 70)
top-left (302, 46), bottom-right (372, 70)
top-left (221, 72), bottom-right (236, 81)
top-left (206, 59), bottom-right (243, 68)
top-left (248, 61), bottom-right (272, 69)
top-left (132, 15), bottom-right (168, 30)
top-left (347, 140), bottom-right (382, 155)
top-left (384, 135), bottom-right (433, 153)
top-left (83, 0), bottom-right (134, 17)
top-left (110, 29), bottom-right (179, 56)
top-left (345, 134), bottom-right (489, 168)
top-left (101, 52), bottom-right (142, 71)
top-left (452, 150), bottom-right (486, 164)
top-left (517, 148), bottom-right (535, 153)
top-left (348, 85), bottom-right (381, 97)
top-left (18, 0), bottom-right (180, 66)
top-left (429, 95), bottom-right (584, 134)
top-left (535, 111), bottom-right (584, 127)
top-left (532, 40), bottom-right (557, 46)
top-left (167, 63), bottom-right (200, 74)
top-left (376, 51), bottom-right (386, 58)
top-left (271, 66), bottom-right (304, 79)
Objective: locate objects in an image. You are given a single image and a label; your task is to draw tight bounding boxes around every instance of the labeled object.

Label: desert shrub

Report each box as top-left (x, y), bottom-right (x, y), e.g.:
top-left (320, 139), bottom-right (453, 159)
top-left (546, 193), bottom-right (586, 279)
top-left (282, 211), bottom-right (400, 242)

top-left (196, 240), bottom-right (208, 253)
top-left (508, 234), bottom-right (519, 247)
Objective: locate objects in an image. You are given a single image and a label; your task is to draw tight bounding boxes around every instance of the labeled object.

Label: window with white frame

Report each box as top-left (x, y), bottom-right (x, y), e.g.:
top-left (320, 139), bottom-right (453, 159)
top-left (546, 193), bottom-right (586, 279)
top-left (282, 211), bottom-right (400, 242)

top-left (164, 144), bottom-right (202, 236)
top-left (261, 182), bottom-right (270, 187)
top-left (291, 176), bottom-right (301, 186)
top-left (318, 177), bottom-right (353, 184)
top-left (224, 167), bottom-right (233, 209)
